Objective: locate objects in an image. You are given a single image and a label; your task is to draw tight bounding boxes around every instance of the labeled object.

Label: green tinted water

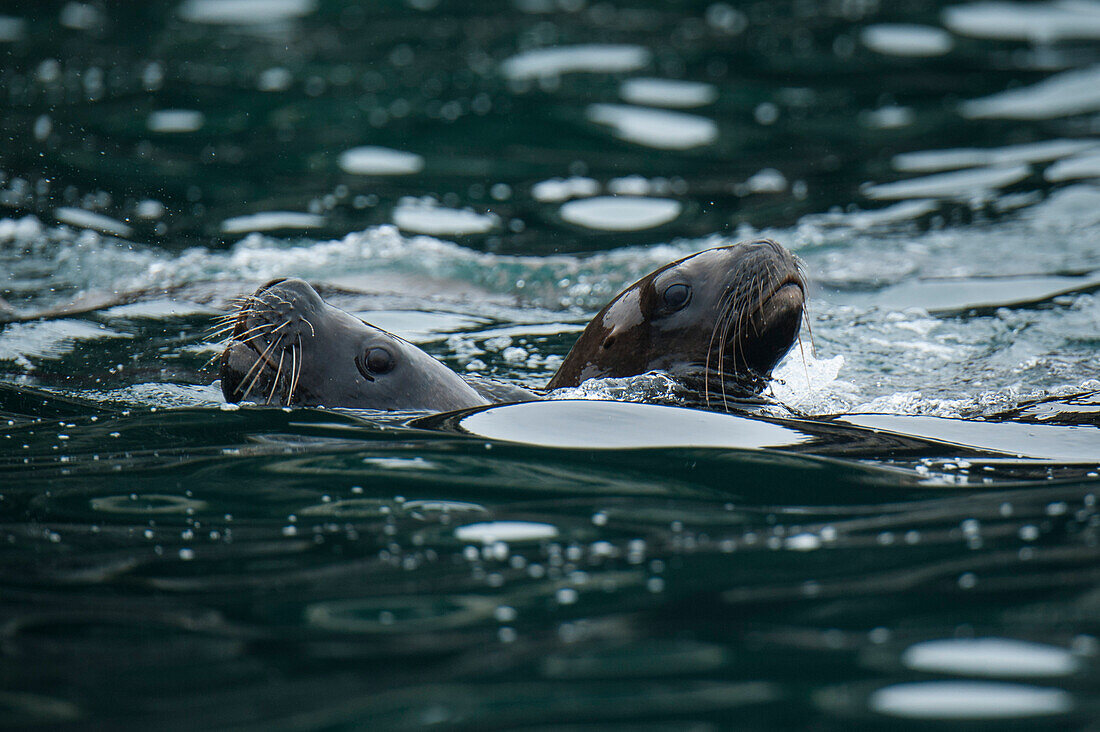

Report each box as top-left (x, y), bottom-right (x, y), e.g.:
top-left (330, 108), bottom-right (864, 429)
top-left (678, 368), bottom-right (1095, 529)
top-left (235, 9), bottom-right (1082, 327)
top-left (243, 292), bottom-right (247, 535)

top-left (1, 1), bottom-right (1100, 729)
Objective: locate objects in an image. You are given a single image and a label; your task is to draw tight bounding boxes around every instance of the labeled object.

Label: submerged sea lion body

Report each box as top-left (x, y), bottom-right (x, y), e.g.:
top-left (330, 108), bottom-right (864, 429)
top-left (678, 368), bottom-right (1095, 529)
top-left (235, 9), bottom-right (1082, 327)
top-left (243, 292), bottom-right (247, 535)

top-left (218, 240), bottom-right (806, 411)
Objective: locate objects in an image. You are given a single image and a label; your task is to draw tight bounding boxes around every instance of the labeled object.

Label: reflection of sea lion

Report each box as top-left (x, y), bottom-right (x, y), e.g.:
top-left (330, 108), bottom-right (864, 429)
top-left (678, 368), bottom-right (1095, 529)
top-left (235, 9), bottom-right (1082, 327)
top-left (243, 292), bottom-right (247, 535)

top-left (218, 240), bottom-right (806, 411)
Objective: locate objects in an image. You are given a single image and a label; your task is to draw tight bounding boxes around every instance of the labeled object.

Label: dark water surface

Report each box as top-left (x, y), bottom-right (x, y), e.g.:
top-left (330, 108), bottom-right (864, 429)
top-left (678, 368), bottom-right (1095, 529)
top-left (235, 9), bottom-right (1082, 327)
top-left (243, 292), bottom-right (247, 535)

top-left (2, 1), bottom-right (1100, 729)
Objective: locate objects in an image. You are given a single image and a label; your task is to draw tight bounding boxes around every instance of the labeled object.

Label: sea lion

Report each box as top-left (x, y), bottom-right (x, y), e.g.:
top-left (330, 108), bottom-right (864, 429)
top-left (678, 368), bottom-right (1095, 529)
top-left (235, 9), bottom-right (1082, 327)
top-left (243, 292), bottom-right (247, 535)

top-left (218, 277), bottom-right (489, 411)
top-left (218, 239), bottom-right (806, 411)
top-left (547, 239), bottom-right (805, 407)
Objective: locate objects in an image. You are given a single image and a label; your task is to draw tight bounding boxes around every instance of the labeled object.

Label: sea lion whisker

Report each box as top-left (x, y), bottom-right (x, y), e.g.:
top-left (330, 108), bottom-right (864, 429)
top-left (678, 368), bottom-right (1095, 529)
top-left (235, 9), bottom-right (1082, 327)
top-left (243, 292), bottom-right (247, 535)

top-left (200, 351), bottom-right (224, 371)
top-left (796, 333), bottom-right (810, 388)
top-left (228, 322), bottom-right (277, 344)
top-left (720, 300), bottom-right (743, 412)
top-left (205, 325), bottom-right (237, 341)
top-left (208, 315), bottom-right (239, 329)
top-left (704, 284), bottom-right (738, 407)
top-left (300, 315), bottom-right (316, 337)
top-left (288, 336), bottom-right (301, 402)
top-left (236, 335), bottom-right (281, 399)
top-left (801, 300), bottom-right (817, 358)
top-left (267, 348), bottom-right (286, 405)
top-left (261, 293), bottom-right (295, 310)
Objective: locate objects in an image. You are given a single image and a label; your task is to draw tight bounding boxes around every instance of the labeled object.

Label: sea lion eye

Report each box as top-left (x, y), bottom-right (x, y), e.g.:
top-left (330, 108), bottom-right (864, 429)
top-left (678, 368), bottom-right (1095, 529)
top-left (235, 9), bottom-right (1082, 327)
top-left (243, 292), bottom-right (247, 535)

top-left (662, 283), bottom-right (691, 310)
top-left (356, 347), bottom-right (395, 381)
top-left (365, 347), bottom-right (395, 374)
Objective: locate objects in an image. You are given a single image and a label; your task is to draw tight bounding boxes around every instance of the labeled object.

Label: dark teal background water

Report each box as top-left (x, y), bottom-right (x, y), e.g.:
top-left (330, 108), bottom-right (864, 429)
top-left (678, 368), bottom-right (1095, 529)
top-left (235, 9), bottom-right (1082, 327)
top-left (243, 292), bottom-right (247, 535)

top-left (2, 1), bottom-right (1100, 729)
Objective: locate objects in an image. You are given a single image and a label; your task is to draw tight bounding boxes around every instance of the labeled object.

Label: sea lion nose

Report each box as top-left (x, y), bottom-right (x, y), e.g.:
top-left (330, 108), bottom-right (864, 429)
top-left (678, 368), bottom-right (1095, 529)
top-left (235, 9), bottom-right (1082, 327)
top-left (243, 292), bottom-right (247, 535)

top-left (256, 278), bottom-right (324, 312)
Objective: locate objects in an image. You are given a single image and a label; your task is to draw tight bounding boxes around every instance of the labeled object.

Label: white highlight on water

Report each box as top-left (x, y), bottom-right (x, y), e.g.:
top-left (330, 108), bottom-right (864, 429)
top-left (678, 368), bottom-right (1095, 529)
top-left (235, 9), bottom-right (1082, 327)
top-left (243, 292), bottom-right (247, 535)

top-left (392, 201), bottom-right (497, 236)
top-left (586, 104), bottom-right (718, 150)
top-left (961, 64), bottom-right (1100, 120)
top-left (54, 208), bottom-right (132, 237)
top-left (146, 110), bottom-right (205, 134)
top-left (221, 212), bottom-right (325, 234)
top-left (560, 196), bottom-right (682, 231)
top-left (531, 176), bottom-right (599, 203)
top-left (901, 638), bottom-right (1081, 678)
top-left (619, 78), bottom-right (718, 108)
top-left (500, 44), bottom-right (650, 80)
top-left (863, 165), bottom-right (1031, 200)
top-left (893, 139), bottom-right (1098, 173)
top-left (860, 24), bottom-right (954, 56)
top-left (870, 681), bottom-right (1073, 719)
top-left (178, 0), bottom-right (317, 25)
top-left (338, 146), bottom-right (425, 175)
top-left (1045, 152), bottom-right (1100, 182)
top-left (454, 521), bottom-right (560, 543)
top-left (943, 1), bottom-right (1100, 42)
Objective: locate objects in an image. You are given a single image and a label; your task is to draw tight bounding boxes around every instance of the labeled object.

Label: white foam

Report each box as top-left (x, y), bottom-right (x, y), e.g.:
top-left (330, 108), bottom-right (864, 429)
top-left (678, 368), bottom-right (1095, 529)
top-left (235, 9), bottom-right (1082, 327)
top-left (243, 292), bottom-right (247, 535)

top-left (863, 165), bottom-right (1030, 200)
top-left (586, 104), bottom-right (718, 150)
top-left (961, 64), bottom-right (1100, 120)
top-left (943, 1), bottom-right (1100, 42)
top-left (861, 24), bottom-right (954, 56)
top-left (500, 44), bottom-right (650, 80)
top-left (870, 681), bottom-right (1073, 719)
top-left (902, 638), bottom-right (1081, 678)
top-left (178, 0), bottom-right (317, 24)
top-left (146, 109), bottom-right (205, 134)
top-left (54, 208), bottom-right (133, 237)
top-left (220, 212), bottom-right (325, 235)
top-left (768, 353), bottom-right (855, 415)
top-left (454, 521), bottom-right (559, 543)
top-left (619, 78), bottom-right (718, 108)
top-left (392, 202), bottom-right (497, 236)
top-left (560, 196), bottom-right (682, 231)
top-left (337, 146), bottom-right (424, 175)
top-left (0, 320), bottom-right (128, 363)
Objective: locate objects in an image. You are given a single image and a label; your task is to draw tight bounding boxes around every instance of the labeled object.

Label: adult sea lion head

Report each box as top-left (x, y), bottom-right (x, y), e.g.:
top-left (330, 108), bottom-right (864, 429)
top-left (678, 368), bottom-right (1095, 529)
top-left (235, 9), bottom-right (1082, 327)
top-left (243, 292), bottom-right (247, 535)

top-left (217, 278), bottom-right (488, 411)
top-left (546, 239), bottom-right (806, 405)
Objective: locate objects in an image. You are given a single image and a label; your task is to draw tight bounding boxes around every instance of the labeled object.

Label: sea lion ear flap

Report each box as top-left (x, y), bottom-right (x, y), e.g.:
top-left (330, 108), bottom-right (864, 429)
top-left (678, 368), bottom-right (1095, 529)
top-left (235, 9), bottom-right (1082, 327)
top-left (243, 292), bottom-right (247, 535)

top-left (597, 288), bottom-right (645, 353)
top-left (601, 325), bottom-right (621, 351)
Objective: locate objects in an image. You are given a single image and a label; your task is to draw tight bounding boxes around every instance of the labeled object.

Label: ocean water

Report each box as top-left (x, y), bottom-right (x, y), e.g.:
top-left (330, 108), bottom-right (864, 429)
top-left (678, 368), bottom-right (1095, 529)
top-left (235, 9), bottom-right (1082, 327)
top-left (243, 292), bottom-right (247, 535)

top-left (1, 1), bottom-right (1099, 729)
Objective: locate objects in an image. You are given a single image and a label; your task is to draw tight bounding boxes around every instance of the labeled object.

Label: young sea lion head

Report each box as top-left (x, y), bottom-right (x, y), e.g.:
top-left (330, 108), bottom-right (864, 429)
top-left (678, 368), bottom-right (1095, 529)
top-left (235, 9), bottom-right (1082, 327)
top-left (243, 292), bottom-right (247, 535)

top-left (547, 239), bottom-right (806, 406)
top-left (217, 278), bottom-right (487, 412)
